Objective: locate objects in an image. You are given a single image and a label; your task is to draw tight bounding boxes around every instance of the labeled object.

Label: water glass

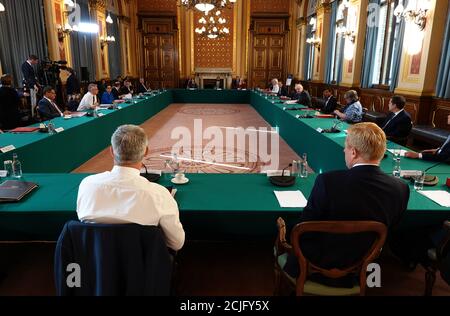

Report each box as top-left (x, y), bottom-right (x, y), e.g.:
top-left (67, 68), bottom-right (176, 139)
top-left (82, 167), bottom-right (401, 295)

top-left (414, 172), bottom-right (425, 191)
top-left (291, 160), bottom-right (300, 177)
top-left (392, 156), bottom-right (401, 178)
top-left (3, 160), bottom-right (13, 177)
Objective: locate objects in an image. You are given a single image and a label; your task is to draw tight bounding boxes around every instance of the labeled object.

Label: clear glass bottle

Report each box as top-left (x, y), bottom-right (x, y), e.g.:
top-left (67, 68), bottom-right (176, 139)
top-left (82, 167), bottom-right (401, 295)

top-left (47, 121), bottom-right (55, 135)
top-left (300, 153), bottom-right (308, 178)
top-left (392, 156), bottom-right (401, 178)
top-left (12, 153), bottom-right (22, 179)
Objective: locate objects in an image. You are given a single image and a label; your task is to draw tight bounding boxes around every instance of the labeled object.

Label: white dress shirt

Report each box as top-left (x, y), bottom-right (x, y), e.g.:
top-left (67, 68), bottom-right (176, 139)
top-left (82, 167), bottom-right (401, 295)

top-left (271, 84), bottom-right (280, 94)
top-left (78, 91), bottom-right (98, 111)
top-left (77, 166), bottom-right (185, 251)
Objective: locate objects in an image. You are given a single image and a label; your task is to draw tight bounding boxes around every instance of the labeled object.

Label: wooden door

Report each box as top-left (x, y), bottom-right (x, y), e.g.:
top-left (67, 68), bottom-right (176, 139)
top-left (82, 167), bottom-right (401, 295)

top-left (249, 19), bottom-right (288, 88)
top-left (142, 18), bottom-right (179, 89)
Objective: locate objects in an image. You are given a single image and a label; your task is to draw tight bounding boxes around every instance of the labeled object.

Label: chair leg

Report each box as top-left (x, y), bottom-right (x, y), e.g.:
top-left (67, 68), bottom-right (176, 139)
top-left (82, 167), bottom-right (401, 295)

top-left (424, 267), bottom-right (437, 296)
top-left (274, 264), bottom-right (281, 296)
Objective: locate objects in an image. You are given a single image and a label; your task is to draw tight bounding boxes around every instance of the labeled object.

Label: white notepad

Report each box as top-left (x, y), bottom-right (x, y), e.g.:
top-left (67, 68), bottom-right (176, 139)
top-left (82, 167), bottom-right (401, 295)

top-left (418, 191), bottom-right (450, 207)
top-left (274, 191), bottom-right (307, 208)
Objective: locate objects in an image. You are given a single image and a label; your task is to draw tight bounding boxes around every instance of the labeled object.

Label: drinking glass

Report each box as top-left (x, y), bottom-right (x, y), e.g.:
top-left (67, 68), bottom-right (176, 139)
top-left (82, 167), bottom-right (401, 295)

top-left (3, 160), bottom-right (13, 177)
top-left (414, 172), bottom-right (425, 191)
top-left (291, 160), bottom-right (300, 177)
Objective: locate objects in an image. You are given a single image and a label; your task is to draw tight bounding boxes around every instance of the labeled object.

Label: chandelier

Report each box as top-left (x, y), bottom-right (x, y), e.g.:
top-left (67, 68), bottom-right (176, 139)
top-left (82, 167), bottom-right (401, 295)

top-left (195, 9), bottom-right (230, 39)
top-left (180, 0), bottom-right (237, 13)
top-left (394, 0), bottom-right (431, 31)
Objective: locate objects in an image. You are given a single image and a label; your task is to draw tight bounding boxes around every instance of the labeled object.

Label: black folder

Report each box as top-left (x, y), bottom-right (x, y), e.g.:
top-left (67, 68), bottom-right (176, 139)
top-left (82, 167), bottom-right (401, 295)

top-left (0, 180), bottom-right (38, 202)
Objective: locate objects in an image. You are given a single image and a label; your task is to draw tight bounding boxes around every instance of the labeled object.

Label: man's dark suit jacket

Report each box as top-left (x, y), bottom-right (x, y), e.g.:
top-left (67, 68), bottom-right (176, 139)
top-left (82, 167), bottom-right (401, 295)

top-left (38, 98), bottom-right (62, 121)
top-left (66, 74), bottom-right (81, 95)
top-left (21, 61), bottom-right (38, 89)
top-left (137, 83), bottom-right (149, 94)
top-left (321, 95), bottom-right (338, 114)
top-left (277, 86), bottom-right (289, 97)
top-left (112, 87), bottom-right (121, 99)
top-left (284, 165), bottom-right (409, 285)
top-left (291, 91), bottom-right (312, 107)
top-left (422, 135), bottom-right (450, 162)
top-left (0, 86), bottom-right (21, 129)
top-left (119, 86), bottom-right (133, 95)
top-left (382, 110), bottom-right (412, 140)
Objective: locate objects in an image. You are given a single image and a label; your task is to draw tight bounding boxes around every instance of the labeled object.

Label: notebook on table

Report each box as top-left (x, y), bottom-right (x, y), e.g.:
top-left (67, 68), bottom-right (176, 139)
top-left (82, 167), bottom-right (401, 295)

top-left (8, 127), bottom-right (40, 133)
top-left (0, 180), bottom-right (38, 202)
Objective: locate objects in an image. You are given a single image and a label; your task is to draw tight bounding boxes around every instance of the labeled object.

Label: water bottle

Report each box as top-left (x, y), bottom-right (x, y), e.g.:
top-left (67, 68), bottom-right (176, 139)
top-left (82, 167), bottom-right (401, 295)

top-left (300, 153), bottom-right (308, 178)
top-left (12, 153), bottom-right (22, 179)
top-left (392, 156), bottom-right (401, 178)
top-left (93, 107), bottom-right (99, 118)
top-left (48, 121), bottom-right (56, 135)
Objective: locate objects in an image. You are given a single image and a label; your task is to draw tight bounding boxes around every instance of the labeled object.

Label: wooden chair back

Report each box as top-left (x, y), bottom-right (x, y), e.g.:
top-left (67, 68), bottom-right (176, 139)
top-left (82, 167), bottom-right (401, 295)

top-left (291, 221), bottom-right (387, 296)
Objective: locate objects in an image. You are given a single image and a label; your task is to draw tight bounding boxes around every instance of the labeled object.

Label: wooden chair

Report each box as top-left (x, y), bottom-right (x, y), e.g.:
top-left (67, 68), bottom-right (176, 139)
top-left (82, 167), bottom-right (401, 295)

top-left (274, 218), bottom-right (387, 296)
top-left (423, 221), bottom-right (450, 296)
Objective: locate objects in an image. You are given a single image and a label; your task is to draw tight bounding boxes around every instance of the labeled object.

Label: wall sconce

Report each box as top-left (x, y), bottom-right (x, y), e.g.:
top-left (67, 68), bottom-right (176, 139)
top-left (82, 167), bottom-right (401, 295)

top-left (336, 25), bottom-right (356, 42)
top-left (106, 13), bottom-right (113, 24)
top-left (306, 36), bottom-right (321, 51)
top-left (57, 23), bottom-right (73, 40)
top-left (100, 35), bottom-right (115, 49)
top-left (394, 0), bottom-right (430, 31)
top-left (0, 2), bottom-right (5, 12)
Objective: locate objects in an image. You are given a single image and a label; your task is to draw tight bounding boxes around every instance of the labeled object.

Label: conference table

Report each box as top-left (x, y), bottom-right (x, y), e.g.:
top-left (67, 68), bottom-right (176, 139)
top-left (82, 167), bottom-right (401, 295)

top-left (0, 89), bottom-right (449, 241)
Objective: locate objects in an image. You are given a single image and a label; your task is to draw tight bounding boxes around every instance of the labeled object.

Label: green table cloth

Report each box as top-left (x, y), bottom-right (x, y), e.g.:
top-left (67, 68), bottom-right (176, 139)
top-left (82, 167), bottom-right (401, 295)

top-left (0, 173), bottom-right (449, 241)
top-left (0, 89), bottom-right (449, 241)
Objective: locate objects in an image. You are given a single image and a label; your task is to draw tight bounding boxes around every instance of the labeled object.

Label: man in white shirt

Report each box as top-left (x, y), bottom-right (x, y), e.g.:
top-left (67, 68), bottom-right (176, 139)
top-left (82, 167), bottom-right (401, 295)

top-left (76, 124), bottom-right (185, 251)
top-left (271, 78), bottom-right (280, 94)
top-left (77, 83), bottom-right (100, 111)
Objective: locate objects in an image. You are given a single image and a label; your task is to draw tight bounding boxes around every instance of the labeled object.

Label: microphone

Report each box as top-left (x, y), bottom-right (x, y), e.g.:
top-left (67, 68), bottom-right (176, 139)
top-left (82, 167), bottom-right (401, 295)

top-left (331, 120), bottom-right (344, 132)
top-left (424, 157), bottom-right (450, 173)
top-left (282, 163), bottom-right (293, 176)
top-left (269, 164), bottom-right (296, 187)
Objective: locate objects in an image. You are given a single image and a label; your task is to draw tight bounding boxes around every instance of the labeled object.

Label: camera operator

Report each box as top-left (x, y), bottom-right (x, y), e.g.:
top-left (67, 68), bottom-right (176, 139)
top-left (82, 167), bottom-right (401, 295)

top-left (21, 54), bottom-right (40, 117)
top-left (38, 58), bottom-right (67, 108)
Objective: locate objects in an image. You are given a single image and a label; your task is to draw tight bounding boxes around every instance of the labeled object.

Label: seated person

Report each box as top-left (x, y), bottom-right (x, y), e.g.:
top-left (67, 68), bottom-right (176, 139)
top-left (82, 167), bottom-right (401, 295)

top-left (270, 78), bottom-right (280, 94)
top-left (319, 88), bottom-right (338, 114)
top-left (112, 82), bottom-right (122, 99)
top-left (291, 84), bottom-right (311, 107)
top-left (0, 74), bottom-right (21, 129)
top-left (101, 85), bottom-right (115, 104)
top-left (279, 123), bottom-right (409, 285)
top-left (78, 83), bottom-right (100, 111)
top-left (186, 77), bottom-right (198, 89)
top-left (277, 82), bottom-right (289, 97)
top-left (137, 78), bottom-right (149, 94)
top-left (238, 79), bottom-right (247, 90)
top-left (76, 124), bottom-right (185, 251)
top-left (119, 79), bottom-right (133, 97)
top-left (37, 86), bottom-right (69, 120)
top-left (334, 90), bottom-right (363, 123)
top-left (232, 76), bottom-right (241, 89)
top-left (382, 95), bottom-right (412, 141)
top-left (405, 114), bottom-right (450, 163)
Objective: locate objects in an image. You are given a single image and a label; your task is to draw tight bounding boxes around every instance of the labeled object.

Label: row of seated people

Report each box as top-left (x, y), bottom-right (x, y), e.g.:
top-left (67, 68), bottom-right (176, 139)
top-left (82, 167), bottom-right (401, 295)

top-left (55, 123), bottom-right (448, 294)
top-left (269, 78), bottom-right (450, 162)
top-left (185, 77), bottom-right (248, 90)
top-left (38, 78), bottom-right (153, 121)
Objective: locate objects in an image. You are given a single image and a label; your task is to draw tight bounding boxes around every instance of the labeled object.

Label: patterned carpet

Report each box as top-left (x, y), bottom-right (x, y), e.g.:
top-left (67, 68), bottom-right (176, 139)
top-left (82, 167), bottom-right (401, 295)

top-left (74, 103), bottom-right (302, 174)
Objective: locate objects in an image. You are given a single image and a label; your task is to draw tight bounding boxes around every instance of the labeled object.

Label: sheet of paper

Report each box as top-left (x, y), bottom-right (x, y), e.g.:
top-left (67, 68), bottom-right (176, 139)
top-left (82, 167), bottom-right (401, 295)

top-left (387, 149), bottom-right (408, 157)
top-left (274, 190), bottom-right (307, 208)
top-left (284, 100), bottom-right (298, 105)
top-left (418, 191), bottom-right (450, 207)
